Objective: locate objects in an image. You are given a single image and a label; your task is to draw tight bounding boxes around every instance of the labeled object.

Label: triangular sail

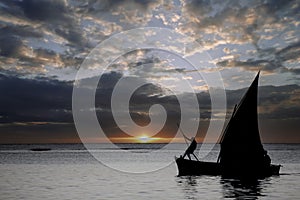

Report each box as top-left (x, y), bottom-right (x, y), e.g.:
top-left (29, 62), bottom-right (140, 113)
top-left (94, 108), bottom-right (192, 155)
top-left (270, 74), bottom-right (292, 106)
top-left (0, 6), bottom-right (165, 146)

top-left (218, 72), bottom-right (265, 167)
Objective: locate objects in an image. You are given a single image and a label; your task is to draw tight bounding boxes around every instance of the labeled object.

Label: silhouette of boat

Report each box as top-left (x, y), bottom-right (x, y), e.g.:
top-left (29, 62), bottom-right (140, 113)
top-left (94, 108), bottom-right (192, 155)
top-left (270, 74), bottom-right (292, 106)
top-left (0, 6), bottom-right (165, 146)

top-left (176, 72), bottom-right (281, 178)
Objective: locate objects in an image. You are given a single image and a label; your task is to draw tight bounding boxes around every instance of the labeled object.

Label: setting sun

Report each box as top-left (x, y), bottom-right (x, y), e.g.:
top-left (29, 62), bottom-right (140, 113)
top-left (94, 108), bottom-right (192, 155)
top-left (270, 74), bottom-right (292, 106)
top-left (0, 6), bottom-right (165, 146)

top-left (136, 135), bottom-right (160, 143)
top-left (138, 136), bottom-right (151, 143)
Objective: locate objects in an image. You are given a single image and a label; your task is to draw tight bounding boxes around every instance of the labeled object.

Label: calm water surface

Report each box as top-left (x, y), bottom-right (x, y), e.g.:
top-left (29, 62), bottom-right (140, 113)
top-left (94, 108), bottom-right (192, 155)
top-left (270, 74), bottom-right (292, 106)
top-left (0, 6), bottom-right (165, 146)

top-left (0, 144), bottom-right (299, 199)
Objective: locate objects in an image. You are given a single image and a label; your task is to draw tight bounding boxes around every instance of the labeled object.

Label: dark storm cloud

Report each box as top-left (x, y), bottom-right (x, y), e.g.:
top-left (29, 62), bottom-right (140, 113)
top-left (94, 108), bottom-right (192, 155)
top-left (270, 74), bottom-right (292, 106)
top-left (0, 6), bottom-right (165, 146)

top-left (0, 19), bottom-right (83, 71)
top-left (225, 84), bottom-right (300, 121)
top-left (263, 0), bottom-right (299, 15)
top-left (0, 72), bottom-right (299, 142)
top-left (0, 70), bottom-right (203, 139)
top-left (0, 0), bottom-right (87, 74)
top-left (33, 48), bottom-right (83, 68)
top-left (87, 0), bottom-right (150, 10)
top-left (0, 71), bottom-right (180, 122)
top-left (0, 70), bottom-right (296, 124)
top-left (16, 0), bottom-right (68, 22)
top-left (0, 24), bottom-right (43, 58)
top-left (14, 0), bottom-right (86, 46)
top-left (259, 85), bottom-right (300, 119)
top-left (0, 25), bottom-right (43, 39)
top-left (187, 0), bottom-right (211, 11)
top-left (0, 74), bottom-right (73, 123)
top-left (97, 71), bottom-right (123, 89)
top-left (0, 35), bottom-right (22, 58)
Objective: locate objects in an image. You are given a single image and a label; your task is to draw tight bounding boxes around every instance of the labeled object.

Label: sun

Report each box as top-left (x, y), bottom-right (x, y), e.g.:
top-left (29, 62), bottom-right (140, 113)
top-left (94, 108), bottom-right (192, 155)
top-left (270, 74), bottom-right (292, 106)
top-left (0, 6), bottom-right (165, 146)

top-left (136, 135), bottom-right (160, 143)
top-left (138, 135), bottom-right (151, 143)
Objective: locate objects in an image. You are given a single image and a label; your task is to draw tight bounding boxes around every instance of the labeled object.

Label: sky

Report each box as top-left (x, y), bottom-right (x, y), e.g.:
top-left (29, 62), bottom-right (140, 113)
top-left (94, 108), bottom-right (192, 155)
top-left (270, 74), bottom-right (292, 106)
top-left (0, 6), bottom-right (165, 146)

top-left (0, 0), bottom-right (300, 143)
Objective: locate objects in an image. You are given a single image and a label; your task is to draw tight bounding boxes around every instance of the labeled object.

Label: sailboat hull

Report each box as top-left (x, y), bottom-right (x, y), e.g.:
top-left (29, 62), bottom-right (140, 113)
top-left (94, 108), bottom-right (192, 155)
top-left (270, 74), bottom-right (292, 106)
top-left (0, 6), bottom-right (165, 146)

top-left (175, 157), bottom-right (281, 178)
top-left (175, 157), bottom-right (221, 176)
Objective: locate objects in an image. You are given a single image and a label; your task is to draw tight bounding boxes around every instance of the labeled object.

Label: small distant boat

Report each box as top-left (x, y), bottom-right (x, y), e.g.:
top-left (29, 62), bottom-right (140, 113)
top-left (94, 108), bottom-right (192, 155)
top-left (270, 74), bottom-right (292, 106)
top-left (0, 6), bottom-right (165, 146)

top-left (30, 148), bottom-right (51, 151)
top-left (176, 72), bottom-right (281, 178)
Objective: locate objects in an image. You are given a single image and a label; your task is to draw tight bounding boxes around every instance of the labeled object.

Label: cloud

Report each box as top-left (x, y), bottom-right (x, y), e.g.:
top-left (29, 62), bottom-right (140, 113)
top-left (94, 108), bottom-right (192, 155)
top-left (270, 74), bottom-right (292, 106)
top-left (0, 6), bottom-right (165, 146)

top-left (0, 0), bottom-right (166, 78)
top-left (0, 0), bottom-right (299, 85)
top-left (16, 0), bottom-right (79, 32)
top-left (178, 0), bottom-right (300, 83)
top-left (216, 40), bottom-right (300, 75)
top-left (0, 0), bottom-right (89, 77)
top-left (224, 84), bottom-right (300, 121)
top-left (0, 74), bottom-right (73, 123)
top-left (86, 0), bottom-right (157, 12)
top-left (0, 0), bottom-right (299, 143)
top-left (0, 24), bottom-right (43, 60)
top-left (0, 35), bottom-right (22, 58)
top-left (181, 0), bottom-right (299, 46)
top-left (17, 0), bottom-right (69, 22)
top-left (0, 71), bottom-right (299, 142)
top-left (3, 0), bottom-right (85, 45)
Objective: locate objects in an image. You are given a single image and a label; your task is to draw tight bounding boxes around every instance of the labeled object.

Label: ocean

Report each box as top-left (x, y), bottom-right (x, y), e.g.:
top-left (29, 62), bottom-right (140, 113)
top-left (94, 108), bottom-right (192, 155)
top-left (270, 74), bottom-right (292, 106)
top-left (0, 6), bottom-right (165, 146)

top-left (0, 143), bottom-right (299, 199)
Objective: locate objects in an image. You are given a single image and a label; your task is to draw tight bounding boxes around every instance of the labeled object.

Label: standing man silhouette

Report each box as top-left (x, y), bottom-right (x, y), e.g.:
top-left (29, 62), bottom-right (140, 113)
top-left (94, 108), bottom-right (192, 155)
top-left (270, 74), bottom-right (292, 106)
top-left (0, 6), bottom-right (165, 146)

top-left (183, 136), bottom-right (198, 160)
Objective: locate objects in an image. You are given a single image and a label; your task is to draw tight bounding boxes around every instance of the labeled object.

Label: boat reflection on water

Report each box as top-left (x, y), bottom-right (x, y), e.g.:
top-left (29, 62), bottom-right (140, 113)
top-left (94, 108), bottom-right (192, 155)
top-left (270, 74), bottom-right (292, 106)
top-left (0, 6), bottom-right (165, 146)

top-left (176, 176), bottom-right (272, 199)
top-left (176, 176), bottom-right (200, 200)
top-left (220, 178), bottom-right (268, 199)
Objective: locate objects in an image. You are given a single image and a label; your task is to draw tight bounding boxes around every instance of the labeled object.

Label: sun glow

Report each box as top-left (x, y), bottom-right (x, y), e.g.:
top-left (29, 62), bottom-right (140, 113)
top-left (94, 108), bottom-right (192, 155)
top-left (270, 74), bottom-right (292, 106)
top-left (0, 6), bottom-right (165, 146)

top-left (136, 135), bottom-right (160, 143)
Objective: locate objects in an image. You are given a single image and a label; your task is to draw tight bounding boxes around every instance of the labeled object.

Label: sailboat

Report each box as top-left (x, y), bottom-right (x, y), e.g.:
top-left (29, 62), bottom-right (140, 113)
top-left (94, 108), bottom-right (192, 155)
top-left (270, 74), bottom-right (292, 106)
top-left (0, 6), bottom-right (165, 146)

top-left (175, 72), bottom-right (281, 177)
